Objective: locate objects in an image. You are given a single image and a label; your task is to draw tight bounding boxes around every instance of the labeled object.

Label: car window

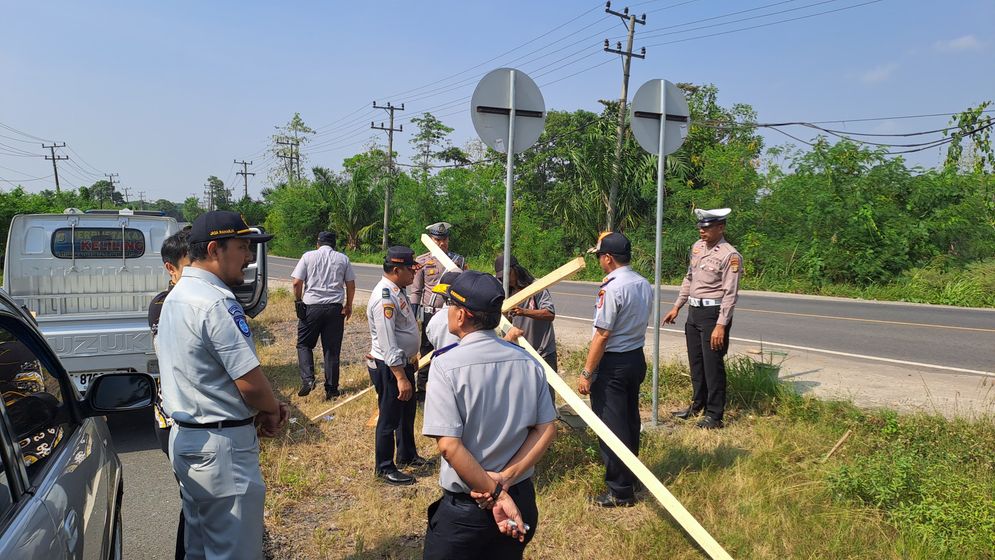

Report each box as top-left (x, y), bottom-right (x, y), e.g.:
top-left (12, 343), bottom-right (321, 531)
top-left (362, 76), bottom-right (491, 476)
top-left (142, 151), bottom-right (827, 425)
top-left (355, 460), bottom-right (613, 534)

top-left (0, 327), bottom-right (72, 478)
top-left (0, 437), bottom-right (13, 518)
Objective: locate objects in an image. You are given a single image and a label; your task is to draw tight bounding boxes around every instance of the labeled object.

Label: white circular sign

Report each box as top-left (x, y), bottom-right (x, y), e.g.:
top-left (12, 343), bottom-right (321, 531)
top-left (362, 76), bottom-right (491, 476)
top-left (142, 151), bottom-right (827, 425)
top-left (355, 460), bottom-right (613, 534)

top-left (470, 68), bottom-right (546, 154)
top-left (630, 79), bottom-right (690, 156)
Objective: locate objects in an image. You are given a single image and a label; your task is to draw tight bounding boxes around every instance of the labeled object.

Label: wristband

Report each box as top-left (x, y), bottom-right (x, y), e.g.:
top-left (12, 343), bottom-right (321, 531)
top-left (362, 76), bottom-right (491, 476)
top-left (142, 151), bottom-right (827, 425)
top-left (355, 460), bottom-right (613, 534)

top-left (492, 482), bottom-right (503, 501)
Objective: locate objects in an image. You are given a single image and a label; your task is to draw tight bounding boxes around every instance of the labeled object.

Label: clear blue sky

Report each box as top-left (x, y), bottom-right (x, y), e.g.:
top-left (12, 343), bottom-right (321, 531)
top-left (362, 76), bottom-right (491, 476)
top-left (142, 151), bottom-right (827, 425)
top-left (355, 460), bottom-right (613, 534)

top-left (2, 0), bottom-right (992, 202)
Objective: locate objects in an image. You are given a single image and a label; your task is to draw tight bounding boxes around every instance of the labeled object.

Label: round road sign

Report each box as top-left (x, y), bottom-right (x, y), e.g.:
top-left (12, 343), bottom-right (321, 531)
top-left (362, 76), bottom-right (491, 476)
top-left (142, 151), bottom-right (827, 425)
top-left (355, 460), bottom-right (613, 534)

top-left (630, 79), bottom-right (690, 156)
top-left (470, 68), bottom-right (546, 154)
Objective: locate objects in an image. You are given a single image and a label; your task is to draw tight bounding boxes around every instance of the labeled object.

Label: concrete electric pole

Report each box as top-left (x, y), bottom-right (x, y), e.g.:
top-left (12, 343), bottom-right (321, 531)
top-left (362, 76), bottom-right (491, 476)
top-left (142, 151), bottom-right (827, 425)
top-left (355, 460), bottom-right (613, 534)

top-left (372, 101), bottom-right (405, 250)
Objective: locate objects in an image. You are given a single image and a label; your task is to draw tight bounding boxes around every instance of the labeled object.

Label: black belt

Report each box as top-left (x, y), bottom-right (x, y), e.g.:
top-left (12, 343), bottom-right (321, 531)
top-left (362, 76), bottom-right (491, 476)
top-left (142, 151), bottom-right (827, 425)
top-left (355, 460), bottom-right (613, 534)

top-left (174, 417), bottom-right (254, 429)
top-left (443, 478), bottom-right (531, 501)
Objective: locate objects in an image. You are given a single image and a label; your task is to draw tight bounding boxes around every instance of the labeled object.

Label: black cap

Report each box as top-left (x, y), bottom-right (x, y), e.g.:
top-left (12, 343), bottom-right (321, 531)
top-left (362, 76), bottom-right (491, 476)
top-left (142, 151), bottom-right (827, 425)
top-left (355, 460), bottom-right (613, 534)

top-left (384, 245), bottom-right (418, 267)
top-left (189, 211), bottom-right (274, 244)
top-left (443, 271), bottom-right (504, 313)
top-left (588, 231), bottom-right (631, 256)
top-left (317, 231), bottom-right (336, 246)
top-left (493, 254), bottom-right (520, 276)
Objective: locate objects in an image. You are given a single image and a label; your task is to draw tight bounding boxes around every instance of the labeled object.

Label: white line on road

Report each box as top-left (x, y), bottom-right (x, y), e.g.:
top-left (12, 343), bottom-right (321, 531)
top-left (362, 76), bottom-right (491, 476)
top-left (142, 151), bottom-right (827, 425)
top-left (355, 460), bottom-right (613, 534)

top-left (555, 314), bottom-right (995, 378)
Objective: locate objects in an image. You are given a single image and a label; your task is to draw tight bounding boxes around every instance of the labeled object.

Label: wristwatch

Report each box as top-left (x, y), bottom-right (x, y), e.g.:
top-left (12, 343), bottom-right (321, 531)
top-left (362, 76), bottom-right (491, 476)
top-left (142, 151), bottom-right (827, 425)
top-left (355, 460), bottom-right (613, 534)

top-left (581, 368), bottom-right (595, 380)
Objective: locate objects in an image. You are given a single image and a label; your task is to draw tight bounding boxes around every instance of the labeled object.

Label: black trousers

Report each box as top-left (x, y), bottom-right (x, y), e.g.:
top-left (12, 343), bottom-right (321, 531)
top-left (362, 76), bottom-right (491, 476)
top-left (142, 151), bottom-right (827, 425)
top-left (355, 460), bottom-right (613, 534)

top-left (685, 305), bottom-right (731, 421)
top-left (590, 348), bottom-right (646, 499)
top-left (156, 425), bottom-right (186, 560)
top-left (423, 479), bottom-right (538, 560)
top-left (368, 360), bottom-right (418, 472)
top-left (416, 307), bottom-right (441, 392)
top-left (296, 303), bottom-right (345, 392)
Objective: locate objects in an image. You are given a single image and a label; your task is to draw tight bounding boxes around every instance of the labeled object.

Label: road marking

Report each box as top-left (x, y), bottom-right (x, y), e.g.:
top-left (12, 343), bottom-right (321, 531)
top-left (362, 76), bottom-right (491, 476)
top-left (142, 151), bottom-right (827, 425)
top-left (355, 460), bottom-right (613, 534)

top-left (736, 307), bottom-right (995, 333)
top-left (556, 313), bottom-right (995, 378)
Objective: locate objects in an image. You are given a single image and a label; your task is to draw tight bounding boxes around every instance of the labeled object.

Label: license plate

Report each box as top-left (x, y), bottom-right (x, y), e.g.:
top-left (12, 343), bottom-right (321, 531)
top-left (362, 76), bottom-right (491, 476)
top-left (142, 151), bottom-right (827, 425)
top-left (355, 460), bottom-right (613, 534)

top-left (69, 372), bottom-right (104, 393)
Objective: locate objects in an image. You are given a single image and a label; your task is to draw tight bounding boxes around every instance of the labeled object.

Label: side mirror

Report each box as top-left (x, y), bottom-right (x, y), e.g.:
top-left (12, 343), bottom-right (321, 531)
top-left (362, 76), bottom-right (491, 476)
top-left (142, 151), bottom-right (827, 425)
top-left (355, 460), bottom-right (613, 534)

top-left (82, 372), bottom-right (155, 416)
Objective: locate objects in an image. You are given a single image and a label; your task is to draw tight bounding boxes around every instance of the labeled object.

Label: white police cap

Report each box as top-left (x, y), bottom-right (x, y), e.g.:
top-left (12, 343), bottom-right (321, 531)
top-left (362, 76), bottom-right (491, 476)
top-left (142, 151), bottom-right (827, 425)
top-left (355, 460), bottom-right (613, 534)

top-left (694, 208), bottom-right (731, 227)
top-left (426, 222), bottom-right (454, 237)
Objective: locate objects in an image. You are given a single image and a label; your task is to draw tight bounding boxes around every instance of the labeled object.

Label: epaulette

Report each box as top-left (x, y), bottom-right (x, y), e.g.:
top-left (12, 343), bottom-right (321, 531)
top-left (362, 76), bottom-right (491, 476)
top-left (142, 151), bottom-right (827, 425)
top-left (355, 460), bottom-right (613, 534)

top-left (432, 342), bottom-right (458, 358)
top-left (599, 277), bottom-right (616, 288)
top-left (381, 287), bottom-right (391, 300)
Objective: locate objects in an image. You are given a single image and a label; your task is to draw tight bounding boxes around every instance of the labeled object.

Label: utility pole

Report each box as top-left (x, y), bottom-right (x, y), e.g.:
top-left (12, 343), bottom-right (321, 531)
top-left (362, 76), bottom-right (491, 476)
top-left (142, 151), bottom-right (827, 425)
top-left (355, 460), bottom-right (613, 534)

top-left (122, 186), bottom-right (132, 204)
top-left (203, 182), bottom-right (216, 212)
top-left (43, 143), bottom-right (68, 193)
top-left (104, 173), bottom-right (119, 209)
top-left (234, 159), bottom-right (255, 199)
top-left (372, 101), bottom-right (404, 250)
top-left (603, 1), bottom-right (646, 231)
top-left (138, 191), bottom-right (146, 210)
top-left (276, 139), bottom-right (301, 183)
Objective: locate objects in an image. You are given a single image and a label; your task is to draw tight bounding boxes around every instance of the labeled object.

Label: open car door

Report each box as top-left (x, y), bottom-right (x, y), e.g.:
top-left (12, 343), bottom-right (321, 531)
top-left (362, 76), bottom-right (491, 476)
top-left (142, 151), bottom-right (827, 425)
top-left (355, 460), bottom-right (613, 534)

top-left (232, 227), bottom-right (269, 318)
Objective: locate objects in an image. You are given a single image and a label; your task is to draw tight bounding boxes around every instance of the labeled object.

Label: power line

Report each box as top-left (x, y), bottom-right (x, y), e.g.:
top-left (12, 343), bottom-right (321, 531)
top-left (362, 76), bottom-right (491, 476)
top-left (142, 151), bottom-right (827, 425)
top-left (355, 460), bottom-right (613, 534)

top-left (372, 101), bottom-right (404, 250)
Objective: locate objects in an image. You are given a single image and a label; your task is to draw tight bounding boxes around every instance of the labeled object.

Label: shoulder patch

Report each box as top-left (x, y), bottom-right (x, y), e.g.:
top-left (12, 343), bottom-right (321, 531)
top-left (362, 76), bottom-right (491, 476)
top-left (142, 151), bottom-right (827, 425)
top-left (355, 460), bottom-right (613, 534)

top-left (382, 287), bottom-right (391, 299)
top-left (730, 254), bottom-right (741, 273)
top-left (228, 306), bottom-right (251, 337)
top-left (383, 303), bottom-right (395, 319)
top-left (692, 246), bottom-right (700, 255)
top-left (432, 342), bottom-right (458, 357)
top-left (597, 289), bottom-right (606, 309)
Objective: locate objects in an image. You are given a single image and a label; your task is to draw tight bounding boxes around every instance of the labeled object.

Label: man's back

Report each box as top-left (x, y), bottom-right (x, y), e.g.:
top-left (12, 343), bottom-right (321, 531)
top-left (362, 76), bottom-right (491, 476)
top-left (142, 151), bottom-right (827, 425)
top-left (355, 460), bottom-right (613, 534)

top-left (293, 246), bottom-right (354, 305)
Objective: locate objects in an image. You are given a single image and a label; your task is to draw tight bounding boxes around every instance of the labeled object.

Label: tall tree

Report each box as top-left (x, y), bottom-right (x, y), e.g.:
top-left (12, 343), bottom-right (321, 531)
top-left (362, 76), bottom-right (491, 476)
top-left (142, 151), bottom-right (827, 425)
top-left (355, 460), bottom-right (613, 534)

top-left (409, 112), bottom-right (465, 176)
top-left (206, 175), bottom-right (232, 210)
top-left (269, 112), bottom-right (316, 184)
top-left (181, 196), bottom-right (204, 223)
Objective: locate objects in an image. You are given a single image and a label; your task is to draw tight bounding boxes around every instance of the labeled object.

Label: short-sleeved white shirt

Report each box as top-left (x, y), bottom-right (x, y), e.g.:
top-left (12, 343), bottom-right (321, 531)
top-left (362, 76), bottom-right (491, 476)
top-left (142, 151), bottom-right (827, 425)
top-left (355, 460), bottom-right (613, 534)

top-left (157, 267), bottom-right (260, 424)
top-left (366, 276), bottom-right (420, 367)
top-left (425, 304), bottom-right (459, 349)
top-left (423, 330), bottom-right (557, 493)
top-left (291, 245), bottom-right (356, 305)
top-left (592, 266), bottom-right (652, 353)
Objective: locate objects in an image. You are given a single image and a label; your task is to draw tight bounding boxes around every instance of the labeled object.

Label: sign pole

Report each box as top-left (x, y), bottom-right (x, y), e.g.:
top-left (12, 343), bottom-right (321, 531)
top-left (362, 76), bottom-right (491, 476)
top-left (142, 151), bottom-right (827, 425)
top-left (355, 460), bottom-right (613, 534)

top-left (651, 85), bottom-right (666, 426)
top-left (502, 70), bottom-right (517, 298)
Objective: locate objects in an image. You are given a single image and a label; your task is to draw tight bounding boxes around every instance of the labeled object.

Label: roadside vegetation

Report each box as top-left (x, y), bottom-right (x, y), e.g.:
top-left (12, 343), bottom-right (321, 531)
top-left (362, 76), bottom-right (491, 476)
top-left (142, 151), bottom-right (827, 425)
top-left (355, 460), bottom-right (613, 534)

top-left (252, 290), bottom-right (995, 559)
top-left (3, 94), bottom-right (993, 308)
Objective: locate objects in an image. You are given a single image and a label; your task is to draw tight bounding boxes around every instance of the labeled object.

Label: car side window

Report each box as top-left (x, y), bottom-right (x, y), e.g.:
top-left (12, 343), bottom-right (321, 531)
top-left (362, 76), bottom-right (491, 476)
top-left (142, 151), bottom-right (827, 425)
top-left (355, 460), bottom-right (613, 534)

top-left (0, 435), bottom-right (14, 518)
top-left (0, 327), bottom-right (72, 478)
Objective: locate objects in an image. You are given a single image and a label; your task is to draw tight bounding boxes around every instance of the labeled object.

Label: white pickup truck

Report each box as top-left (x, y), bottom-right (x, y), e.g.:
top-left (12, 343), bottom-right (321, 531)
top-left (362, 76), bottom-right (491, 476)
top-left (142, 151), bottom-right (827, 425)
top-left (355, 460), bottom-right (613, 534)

top-left (2, 208), bottom-right (269, 393)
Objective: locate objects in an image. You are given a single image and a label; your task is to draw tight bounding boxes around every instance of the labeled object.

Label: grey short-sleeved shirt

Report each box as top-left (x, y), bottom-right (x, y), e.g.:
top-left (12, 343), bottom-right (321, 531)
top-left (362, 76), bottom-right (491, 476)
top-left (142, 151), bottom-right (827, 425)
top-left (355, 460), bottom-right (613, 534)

top-left (511, 288), bottom-right (556, 358)
top-left (291, 245), bottom-right (356, 305)
top-left (367, 276), bottom-right (420, 366)
top-left (592, 266), bottom-right (652, 353)
top-left (426, 304), bottom-right (459, 349)
top-left (423, 330), bottom-right (557, 493)
top-left (158, 267), bottom-right (260, 424)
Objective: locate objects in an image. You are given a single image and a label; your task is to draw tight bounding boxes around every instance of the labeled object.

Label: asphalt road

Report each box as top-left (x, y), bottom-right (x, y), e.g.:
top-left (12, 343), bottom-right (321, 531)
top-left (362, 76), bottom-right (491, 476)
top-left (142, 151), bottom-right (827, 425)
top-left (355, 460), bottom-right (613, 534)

top-left (269, 255), bottom-right (995, 376)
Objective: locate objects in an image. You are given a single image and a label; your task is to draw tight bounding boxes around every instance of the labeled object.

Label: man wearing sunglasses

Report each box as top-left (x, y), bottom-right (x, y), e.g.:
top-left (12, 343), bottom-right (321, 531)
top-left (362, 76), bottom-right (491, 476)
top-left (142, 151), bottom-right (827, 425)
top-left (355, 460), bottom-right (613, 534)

top-left (663, 208), bottom-right (743, 430)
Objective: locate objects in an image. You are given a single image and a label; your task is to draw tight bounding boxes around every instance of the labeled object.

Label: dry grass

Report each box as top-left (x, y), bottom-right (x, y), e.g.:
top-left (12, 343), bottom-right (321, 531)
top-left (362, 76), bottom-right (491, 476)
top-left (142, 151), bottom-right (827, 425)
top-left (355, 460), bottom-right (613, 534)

top-left (251, 289), bottom-right (980, 559)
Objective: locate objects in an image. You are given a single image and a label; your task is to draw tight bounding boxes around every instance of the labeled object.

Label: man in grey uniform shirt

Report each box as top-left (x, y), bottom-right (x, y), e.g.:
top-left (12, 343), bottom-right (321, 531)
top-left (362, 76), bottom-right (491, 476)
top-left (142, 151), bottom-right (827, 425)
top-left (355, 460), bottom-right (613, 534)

top-left (577, 232), bottom-right (652, 508)
top-left (495, 255), bottom-right (557, 373)
top-left (422, 271), bottom-right (557, 560)
top-left (158, 211), bottom-right (288, 560)
top-left (367, 246), bottom-right (433, 486)
top-left (292, 230), bottom-right (356, 399)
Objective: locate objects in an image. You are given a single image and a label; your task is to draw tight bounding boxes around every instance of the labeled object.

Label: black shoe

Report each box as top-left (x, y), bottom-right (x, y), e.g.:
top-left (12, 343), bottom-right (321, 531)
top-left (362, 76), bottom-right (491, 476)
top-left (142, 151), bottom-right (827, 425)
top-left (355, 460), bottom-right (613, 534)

top-left (324, 389), bottom-right (340, 401)
top-left (593, 492), bottom-right (636, 508)
top-left (671, 406), bottom-right (703, 420)
top-left (398, 456), bottom-right (435, 469)
top-left (297, 380), bottom-right (316, 397)
top-left (376, 469), bottom-right (415, 486)
top-left (696, 416), bottom-right (724, 430)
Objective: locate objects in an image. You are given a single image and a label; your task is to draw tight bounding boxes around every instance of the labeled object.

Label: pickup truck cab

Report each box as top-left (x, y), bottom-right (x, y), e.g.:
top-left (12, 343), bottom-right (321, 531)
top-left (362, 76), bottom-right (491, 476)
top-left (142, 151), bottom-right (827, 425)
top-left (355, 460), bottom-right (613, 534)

top-left (2, 208), bottom-right (269, 393)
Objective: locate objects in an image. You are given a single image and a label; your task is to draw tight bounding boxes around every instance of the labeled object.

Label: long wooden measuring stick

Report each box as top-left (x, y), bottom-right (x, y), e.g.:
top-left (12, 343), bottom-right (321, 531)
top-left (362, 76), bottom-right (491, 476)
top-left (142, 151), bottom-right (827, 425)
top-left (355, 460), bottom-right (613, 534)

top-left (421, 234), bottom-right (733, 560)
top-left (416, 256), bottom-right (586, 370)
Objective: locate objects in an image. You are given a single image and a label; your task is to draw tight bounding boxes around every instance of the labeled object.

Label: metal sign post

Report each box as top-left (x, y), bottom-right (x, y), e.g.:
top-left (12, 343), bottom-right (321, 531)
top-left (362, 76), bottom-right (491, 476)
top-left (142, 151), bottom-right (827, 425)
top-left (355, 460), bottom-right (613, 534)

top-left (470, 68), bottom-right (546, 297)
top-left (631, 79), bottom-right (690, 425)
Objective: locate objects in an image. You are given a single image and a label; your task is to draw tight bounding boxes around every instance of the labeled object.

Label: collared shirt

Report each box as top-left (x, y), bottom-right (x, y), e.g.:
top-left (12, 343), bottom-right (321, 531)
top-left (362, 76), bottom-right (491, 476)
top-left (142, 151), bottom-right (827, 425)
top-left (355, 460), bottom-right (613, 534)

top-left (291, 245), bottom-right (356, 305)
top-left (425, 304), bottom-right (459, 349)
top-left (367, 276), bottom-right (420, 367)
top-left (592, 266), bottom-right (652, 353)
top-left (511, 288), bottom-right (557, 358)
top-left (674, 237), bottom-right (742, 325)
top-left (409, 251), bottom-right (466, 309)
top-left (157, 267), bottom-right (260, 424)
top-left (423, 330), bottom-right (557, 493)
top-left (148, 287), bottom-right (173, 429)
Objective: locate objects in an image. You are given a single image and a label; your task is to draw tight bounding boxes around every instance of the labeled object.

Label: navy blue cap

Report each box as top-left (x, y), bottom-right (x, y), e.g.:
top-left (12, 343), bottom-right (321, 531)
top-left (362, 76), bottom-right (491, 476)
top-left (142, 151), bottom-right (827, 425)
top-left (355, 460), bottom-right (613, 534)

top-left (384, 245), bottom-right (418, 267)
top-left (588, 231), bottom-right (631, 256)
top-left (189, 211), bottom-right (273, 244)
top-left (443, 271), bottom-right (504, 313)
top-left (317, 231), bottom-right (336, 246)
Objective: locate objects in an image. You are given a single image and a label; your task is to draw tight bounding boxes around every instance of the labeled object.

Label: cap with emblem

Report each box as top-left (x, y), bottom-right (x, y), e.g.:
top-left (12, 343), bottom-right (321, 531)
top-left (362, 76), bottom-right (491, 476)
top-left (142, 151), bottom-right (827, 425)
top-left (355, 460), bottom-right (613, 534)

top-left (317, 231), bottom-right (336, 246)
top-left (587, 231), bottom-right (631, 256)
top-left (694, 208), bottom-right (731, 228)
top-left (384, 245), bottom-right (419, 267)
top-left (442, 270), bottom-right (504, 313)
top-left (426, 222), bottom-right (454, 238)
top-left (189, 210), bottom-right (274, 244)
top-left (431, 270), bottom-right (463, 295)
